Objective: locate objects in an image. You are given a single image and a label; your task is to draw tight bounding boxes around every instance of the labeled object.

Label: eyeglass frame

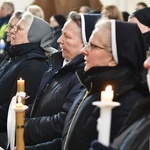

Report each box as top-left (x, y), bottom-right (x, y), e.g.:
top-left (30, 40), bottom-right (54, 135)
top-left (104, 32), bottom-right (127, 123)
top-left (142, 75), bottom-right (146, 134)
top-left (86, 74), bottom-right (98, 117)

top-left (7, 24), bottom-right (25, 32)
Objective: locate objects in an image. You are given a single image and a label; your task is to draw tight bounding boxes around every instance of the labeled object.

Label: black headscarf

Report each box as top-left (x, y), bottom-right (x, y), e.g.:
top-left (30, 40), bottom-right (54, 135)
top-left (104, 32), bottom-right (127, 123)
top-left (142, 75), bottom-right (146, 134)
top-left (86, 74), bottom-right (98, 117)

top-left (133, 7), bottom-right (150, 27)
top-left (80, 14), bottom-right (101, 45)
top-left (111, 20), bottom-right (147, 72)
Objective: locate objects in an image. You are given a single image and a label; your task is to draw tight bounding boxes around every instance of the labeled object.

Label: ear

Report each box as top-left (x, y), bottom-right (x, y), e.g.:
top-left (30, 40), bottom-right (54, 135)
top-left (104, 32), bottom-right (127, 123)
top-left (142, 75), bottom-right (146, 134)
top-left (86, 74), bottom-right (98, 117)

top-left (108, 57), bottom-right (117, 66)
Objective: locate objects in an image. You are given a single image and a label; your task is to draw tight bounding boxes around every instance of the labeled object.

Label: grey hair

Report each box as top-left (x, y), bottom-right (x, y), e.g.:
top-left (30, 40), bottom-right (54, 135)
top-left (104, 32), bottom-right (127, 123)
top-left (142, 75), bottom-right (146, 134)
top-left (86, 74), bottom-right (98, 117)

top-left (21, 11), bottom-right (34, 31)
top-left (68, 11), bottom-right (81, 28)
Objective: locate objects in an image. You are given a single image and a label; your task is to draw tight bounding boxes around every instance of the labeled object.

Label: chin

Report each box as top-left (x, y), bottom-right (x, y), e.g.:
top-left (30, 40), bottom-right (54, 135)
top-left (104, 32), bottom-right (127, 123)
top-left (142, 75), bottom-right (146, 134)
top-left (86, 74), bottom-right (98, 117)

top-left (84, 66), bottom-right (89, 71)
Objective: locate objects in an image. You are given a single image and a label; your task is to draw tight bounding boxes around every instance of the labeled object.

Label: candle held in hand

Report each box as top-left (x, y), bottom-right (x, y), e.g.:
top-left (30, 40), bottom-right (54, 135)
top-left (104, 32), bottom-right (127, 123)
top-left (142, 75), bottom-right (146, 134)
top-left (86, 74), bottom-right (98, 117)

top-left (17, 78), bottom-right (25, 92)
top-left (16, 96), bottom-right (24, 108)
top-left (13, 96), bottom-right (28, 150)
top-left (101, 85), bottom-right (114, 102)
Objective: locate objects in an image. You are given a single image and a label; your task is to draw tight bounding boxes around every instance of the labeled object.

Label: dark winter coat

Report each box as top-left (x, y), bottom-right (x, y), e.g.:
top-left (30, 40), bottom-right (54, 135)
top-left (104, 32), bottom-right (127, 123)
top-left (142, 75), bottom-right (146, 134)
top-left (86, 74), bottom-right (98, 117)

top-left (90, 96), bottom-right (150, 150)
top-left (61, 66), bottom-right (147, 150)
top-left (0, 42), bottom-right (48, 132)
top-left (24, 52), bottom-right (85, 146)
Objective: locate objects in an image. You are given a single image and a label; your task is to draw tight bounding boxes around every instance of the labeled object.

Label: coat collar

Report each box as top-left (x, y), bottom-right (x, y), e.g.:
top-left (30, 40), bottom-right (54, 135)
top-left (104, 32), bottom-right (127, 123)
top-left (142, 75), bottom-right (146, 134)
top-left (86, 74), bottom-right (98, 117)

top-left (76, 66), bottom-right (141, 99)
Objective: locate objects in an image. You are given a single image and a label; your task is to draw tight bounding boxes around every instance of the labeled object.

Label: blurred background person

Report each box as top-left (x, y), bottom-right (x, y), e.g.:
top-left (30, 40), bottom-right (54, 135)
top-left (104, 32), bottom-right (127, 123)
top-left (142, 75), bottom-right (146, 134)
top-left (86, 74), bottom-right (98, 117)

top-left (101, 4), bottom-right (123, 21)
top-left (135, 2), bottom-right (148, 10)
top-left (128, 7), bottom-right (150, 86)
top-left (0, 0), bottom-right (14, 41)
top-left (49, 14), bottom-right (66, 51)
top-left (26, 4), bottom-right (44, 19)
top-left (79, 5), bottom-right (92, 14)
top-left (128, 7), bottom-right (150, 49)
top-left (90, 9), bottom-right (101, 14)
top-left (122, 11), bottom-right (130, 21)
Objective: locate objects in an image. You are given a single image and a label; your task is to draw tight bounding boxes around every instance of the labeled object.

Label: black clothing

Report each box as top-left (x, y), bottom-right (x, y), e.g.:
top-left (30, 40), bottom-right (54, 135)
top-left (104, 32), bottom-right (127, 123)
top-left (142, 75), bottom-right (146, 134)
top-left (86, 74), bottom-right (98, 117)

top-left (0, 42), bottom-right (48, 132)
top-left (24, 52), bottom-right (85, 146)
top-left (51, 26), bottom-right (62, 51)
top-left (90, 96), bottom-right (150, 150)
top-left (25, 66), bottom-right (147, 150)
top-left (143, 31), bottom-right (150, 49)
top-left (61, 66), bottom-right (146, 150)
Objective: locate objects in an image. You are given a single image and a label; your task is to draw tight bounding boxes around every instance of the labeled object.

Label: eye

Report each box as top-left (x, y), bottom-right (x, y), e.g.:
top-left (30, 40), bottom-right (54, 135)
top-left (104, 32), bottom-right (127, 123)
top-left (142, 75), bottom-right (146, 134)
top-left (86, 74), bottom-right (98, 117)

top-left (7, 24), bottom-right (14, 30)
top-left (17, 26), bottom-right (21, 30)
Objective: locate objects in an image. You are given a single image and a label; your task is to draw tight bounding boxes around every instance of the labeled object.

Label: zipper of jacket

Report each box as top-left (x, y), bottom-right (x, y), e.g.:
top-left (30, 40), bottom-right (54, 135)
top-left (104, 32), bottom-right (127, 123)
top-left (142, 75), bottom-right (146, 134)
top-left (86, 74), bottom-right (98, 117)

top-left (63, 82), bottom-right (93, 150)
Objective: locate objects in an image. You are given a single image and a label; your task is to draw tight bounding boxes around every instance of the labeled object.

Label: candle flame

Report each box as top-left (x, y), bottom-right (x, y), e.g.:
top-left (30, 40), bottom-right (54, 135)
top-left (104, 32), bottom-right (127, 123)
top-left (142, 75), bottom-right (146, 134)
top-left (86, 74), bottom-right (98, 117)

top-left (19, 78), bottom-right (22, 80)
top-left (105, 85), bottom-right (112, 91)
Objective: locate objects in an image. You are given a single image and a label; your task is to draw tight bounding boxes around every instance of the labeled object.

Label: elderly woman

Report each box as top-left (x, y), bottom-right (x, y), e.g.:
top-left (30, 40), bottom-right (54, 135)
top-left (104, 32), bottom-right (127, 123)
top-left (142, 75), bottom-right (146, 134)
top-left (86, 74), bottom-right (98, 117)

top-left (90, 25), bottom-right (150, 150)
top-left (0, 10), bottom-right (23, 67)
top-left (0, 11), bottom-right (56, 134)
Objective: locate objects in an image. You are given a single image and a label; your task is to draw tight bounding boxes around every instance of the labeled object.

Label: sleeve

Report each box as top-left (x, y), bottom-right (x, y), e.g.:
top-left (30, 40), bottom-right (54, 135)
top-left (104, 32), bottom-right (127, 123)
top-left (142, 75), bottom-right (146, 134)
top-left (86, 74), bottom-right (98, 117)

top-left (90, 140), bottom-right (115, 150)
top-left (25, 138), bottom-right (61, 150)
top-left (15, 59), bottom-right (48, 105)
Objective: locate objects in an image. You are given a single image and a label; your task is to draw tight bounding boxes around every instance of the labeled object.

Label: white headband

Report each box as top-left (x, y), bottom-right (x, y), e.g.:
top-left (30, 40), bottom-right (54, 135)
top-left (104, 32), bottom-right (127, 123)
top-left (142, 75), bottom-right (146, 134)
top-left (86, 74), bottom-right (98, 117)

top-left (110, 19), bottom-right (118, 63)
top-left (80, 14), bottom-right (88, 45)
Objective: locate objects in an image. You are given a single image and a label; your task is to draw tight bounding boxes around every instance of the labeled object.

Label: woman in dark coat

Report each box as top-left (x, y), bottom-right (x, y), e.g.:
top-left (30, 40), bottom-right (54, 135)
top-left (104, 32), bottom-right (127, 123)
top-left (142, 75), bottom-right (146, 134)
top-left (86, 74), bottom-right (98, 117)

top-left (0, 11), bottom-right (56, 132)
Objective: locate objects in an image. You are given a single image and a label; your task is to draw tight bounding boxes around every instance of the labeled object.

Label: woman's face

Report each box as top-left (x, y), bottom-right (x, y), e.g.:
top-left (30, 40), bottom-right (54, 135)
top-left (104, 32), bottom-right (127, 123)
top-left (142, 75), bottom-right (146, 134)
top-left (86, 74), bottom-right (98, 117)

top-left (6, 16), bottom-right (20, 42)
top-left (57, 19), bottom-right (84, 61)
top-left (81, 27), bottom-right (115, 71)
top-left (10, 19), bottom-right (29, 45)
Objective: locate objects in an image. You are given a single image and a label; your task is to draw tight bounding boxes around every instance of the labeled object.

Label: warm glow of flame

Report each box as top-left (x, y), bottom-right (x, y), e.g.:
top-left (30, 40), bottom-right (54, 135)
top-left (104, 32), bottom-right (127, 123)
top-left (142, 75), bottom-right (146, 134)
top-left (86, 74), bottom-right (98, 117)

top-left (105, 85), bottom-right (112, 91)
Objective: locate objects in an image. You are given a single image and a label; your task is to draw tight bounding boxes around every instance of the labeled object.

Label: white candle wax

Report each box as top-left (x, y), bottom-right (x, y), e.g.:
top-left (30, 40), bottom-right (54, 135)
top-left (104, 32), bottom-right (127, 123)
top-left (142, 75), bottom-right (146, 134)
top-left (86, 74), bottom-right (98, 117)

top-left (101, 85), bottom-right (114, 101)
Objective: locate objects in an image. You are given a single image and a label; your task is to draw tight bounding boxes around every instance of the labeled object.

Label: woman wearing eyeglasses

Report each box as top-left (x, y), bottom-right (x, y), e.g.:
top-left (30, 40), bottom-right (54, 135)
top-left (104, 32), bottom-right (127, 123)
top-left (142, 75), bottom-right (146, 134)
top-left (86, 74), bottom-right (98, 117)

top-left (0, 11), bottom-right (56, 144)
top-left (0, 10), bottom-right (23, 68)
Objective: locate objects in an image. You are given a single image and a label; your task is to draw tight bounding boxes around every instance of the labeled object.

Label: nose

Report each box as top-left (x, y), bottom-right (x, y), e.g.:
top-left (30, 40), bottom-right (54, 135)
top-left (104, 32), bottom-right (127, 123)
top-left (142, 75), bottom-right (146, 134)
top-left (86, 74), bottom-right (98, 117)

top-left (10, 27), bottom-right (15, 33)
top-left (80, 44), bottom-right (88, 55)
top-left (57, 34), bottom-right (63, 44)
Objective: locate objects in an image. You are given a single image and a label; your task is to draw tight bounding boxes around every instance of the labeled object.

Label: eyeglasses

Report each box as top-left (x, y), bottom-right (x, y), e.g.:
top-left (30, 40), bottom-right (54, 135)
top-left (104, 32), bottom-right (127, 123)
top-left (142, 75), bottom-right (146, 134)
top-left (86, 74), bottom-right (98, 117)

top-left (7, 24), bottom-right (25, 32)
top-left (85, 43), bottom-right (105, 51)
top-left (7, 24), bottom-right (15, 30)
top-left (13, 25), bottom-right (25, 32)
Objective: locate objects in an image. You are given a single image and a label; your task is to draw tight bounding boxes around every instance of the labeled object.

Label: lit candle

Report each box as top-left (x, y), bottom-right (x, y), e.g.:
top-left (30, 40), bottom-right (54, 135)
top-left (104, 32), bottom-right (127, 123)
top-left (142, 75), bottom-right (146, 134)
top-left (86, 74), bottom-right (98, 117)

top-left (101, 85), bottom-right (114, 102)
top-left (93, 85), bottom-right (120, 147)
top-left (13, 96), bottom-right (28, 150)
top-left (0, 39), bottom-right (6, 50)
top-left (17, 78), bottom-right (25, 92)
